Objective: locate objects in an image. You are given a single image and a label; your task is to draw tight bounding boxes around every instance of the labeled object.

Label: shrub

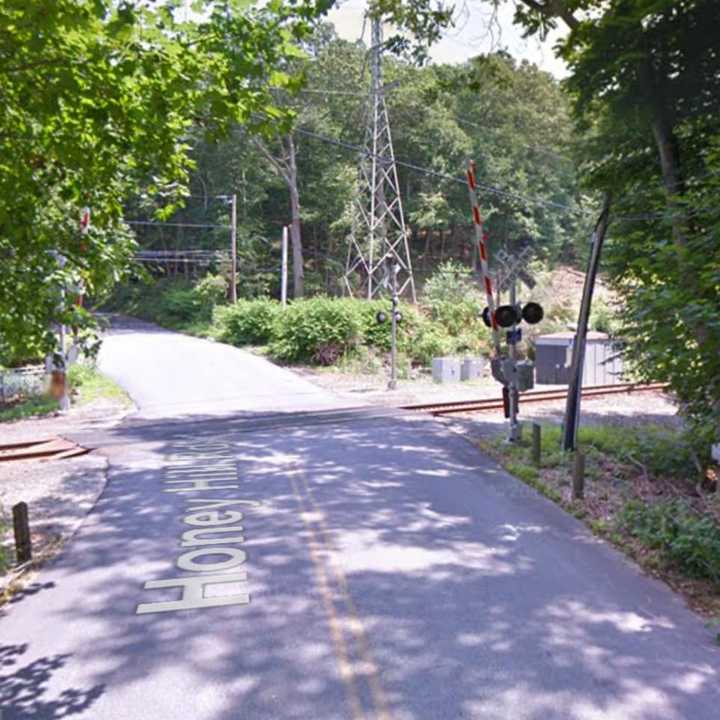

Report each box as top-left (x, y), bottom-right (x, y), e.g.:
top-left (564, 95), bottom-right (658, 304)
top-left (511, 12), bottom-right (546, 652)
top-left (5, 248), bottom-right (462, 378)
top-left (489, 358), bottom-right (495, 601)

top-left (423, 260), bottom-right (482, 306)
top-left (618, 500), bottom-right (720, 582)
top-left (158, 285), bottom-right (204, 325)
top-left (194, 273), bottom-right (228, 309)
top-left (268, 297), bottom-right (364, 363)
top-left (423, 263), bottom-right (486, 333)
top-left (579, 424), bottom-right (698, 481)
top-left (214, 298), bottom-right (281, 346)
top-left (407, 319), bottom-right (453, 366)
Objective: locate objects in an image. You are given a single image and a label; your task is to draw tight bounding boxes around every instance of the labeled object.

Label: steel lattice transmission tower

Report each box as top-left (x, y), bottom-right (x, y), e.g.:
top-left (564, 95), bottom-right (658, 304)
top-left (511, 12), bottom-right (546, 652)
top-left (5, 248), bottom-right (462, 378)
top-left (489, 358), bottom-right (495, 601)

top-left (343, 19), bottom-right (416, 302)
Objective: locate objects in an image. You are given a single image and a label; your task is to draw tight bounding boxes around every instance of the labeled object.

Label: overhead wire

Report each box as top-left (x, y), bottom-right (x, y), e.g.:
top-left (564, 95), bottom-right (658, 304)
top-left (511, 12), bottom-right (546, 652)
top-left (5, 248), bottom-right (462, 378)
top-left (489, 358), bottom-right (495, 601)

top-left (292, 126), bottom-right (590, 216)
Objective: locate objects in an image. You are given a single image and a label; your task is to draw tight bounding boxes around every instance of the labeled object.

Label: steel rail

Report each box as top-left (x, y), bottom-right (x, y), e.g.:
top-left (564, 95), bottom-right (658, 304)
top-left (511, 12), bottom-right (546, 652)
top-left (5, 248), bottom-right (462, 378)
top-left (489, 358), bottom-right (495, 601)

top-left (402, 382), bottom-right (669, 416)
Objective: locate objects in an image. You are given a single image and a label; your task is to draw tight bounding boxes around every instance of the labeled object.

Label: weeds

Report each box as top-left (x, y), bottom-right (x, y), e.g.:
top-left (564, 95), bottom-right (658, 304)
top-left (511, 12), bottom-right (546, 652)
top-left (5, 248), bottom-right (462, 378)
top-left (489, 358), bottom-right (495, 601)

top-left (618, 500), bottom-right (720, 582)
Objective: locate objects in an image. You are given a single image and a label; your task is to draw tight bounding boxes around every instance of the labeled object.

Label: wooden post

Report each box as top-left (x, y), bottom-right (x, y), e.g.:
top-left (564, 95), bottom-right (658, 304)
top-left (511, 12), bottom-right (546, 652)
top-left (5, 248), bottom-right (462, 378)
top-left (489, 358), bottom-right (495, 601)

top-left (572, 451), bottom-right (585, 500)
top-left (230, 193), bottom-right (238, 304)
top-left (281, 225), bottom-right (288, 307)
top-left (532, 423), bottom-right (542, 467)
top-left (12, 502), bottom-right (32, 564)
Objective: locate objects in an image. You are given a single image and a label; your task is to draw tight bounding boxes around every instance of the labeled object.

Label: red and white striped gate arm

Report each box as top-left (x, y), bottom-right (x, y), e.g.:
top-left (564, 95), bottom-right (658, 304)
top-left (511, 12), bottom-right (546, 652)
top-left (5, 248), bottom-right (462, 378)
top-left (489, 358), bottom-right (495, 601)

top-left (80, 207), bottom-right (91, 235)
top-left (466, 160), bottom-right (501, 357)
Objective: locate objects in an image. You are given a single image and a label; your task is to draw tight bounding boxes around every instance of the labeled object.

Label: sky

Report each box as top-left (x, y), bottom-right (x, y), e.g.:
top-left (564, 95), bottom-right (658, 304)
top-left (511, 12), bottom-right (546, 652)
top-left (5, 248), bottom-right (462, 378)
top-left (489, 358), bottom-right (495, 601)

top-left (327, 0), bottom-right (569, 77)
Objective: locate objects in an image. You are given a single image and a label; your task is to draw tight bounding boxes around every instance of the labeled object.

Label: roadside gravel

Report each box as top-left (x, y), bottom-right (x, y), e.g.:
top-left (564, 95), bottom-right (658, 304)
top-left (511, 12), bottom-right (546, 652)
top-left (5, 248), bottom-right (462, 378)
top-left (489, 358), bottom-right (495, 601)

top-left (0, 397), bottom-right (131, 589)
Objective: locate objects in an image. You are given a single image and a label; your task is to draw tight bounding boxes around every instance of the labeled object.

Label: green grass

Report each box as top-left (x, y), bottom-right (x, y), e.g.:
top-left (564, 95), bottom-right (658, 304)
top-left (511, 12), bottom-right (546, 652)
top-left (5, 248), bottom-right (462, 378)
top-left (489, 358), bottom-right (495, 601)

top-left (67, 364), bottom-right (131, 406)
top-left (0, 395), bottom-right (59, 423)
top-left (0, 364), bottom-right (130, 424)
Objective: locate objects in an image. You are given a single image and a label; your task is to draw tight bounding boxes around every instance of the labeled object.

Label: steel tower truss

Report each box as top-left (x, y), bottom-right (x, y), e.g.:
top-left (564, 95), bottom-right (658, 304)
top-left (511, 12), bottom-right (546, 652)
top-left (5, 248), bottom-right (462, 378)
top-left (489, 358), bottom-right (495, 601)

top-left (343, 20), bottom-right (416, 302)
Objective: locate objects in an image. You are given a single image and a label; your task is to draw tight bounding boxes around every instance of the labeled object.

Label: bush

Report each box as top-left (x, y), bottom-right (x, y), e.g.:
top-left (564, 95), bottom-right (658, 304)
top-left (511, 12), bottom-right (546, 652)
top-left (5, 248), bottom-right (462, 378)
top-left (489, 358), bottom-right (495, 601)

top-left (157, 285), bottom-right (204, 325)
top-left (421, 262), bottom-right (488, 342)
top-left (214, 298), bottom-right (281, 346)
top-left (268, 297), bottom-right (364, 363)
top-left (423, 261), bottom-right (483, 307)
top-left (194, 273), bottom-right (228, 309)
top-left (619, 500), bottom-right (720, 582)
top-left (408, 321), bottom-right (453, 366)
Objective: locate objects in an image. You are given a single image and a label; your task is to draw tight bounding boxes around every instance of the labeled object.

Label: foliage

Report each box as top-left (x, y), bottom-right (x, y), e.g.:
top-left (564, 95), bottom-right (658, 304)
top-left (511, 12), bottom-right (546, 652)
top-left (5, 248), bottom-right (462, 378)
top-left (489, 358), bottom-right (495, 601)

top-left (408, 320), bottom-right (453, 366)
top-left (214, 299), bottom-right (282, 346)
top-left (607, 138), bottom-right (720, 439)
top-left (194, 274), bottom-right (228, 310)
top-left (0, 396), bottom-right (59, 424)
top-left (268, 297), bottom-right (365, 362)
top-left (588, 296), bottom-right (621, 336)
top-left (158, 286), bottom-right (206, 325)
top-left (421, 261), bottom-right (488, 340)
top-left (550, 0), bottom-right (720, 439)
top-left (178, 37), bottom-right (585, 297)
top-left (619, 500), bottom-right (720, 582)
top-left (0, 0), bottom-right (328, 363)
top-left (67, 362), bottom-right (130, 406)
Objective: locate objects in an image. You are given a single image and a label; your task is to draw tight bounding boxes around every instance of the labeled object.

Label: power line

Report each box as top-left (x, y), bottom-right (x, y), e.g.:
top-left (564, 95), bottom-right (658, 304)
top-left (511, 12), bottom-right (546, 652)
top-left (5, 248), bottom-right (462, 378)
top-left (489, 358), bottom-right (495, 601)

top-left (126, 221), bottom-right (231, 229)
top-left (296, 86), bottom-right (577, 165)
top-left (294, 126), bottom-right (589, 216)
top-left (453, 116), bottom-right (576, 165)
top-left (295, 126), bottom-right (713, 223)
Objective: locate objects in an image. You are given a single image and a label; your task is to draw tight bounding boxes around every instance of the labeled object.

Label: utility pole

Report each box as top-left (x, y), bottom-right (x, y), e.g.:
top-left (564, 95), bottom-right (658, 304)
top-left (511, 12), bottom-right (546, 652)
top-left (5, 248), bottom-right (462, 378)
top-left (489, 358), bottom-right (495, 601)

top-left (344, 18), bottom-right (416, 302)
top-left (562, 194), bottom-right (612, 451)
top-left (230, 193), bottom-right (237, 304)
top-left (281, 225), bottom-right (289, 307)
top-left (507, 275), bottom-right (520, 442)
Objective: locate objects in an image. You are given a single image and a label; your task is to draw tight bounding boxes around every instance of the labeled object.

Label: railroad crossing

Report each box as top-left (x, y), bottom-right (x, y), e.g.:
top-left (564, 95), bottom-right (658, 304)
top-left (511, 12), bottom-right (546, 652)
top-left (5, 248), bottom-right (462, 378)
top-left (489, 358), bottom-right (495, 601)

top-left (0, 321), bottom-right (717, 720)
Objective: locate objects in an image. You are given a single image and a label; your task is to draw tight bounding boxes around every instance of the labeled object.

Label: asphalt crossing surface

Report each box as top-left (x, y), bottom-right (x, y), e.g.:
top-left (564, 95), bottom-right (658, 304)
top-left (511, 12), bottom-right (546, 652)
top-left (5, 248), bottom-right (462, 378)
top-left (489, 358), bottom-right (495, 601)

top-left (1, 320), bottom-right (718, 719)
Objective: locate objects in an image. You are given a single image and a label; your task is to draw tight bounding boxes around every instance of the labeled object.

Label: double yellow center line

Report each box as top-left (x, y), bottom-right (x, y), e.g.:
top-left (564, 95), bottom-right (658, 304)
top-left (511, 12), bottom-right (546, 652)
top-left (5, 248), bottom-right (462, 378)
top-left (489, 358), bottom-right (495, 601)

top-left (289, 469), bottom-right (392, 720)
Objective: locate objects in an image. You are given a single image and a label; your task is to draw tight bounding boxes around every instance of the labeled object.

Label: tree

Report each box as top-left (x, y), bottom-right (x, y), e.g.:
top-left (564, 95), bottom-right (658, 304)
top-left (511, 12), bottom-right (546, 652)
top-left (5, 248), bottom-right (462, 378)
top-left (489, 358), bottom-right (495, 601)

top-left (165, 32), bottom-right (583, 295)
top-left (253, 134), bottom-right (306, 297)
top-left (0, 0), bottom-right (325, 364)
top-left (499, 0), bottom-right (720, 437)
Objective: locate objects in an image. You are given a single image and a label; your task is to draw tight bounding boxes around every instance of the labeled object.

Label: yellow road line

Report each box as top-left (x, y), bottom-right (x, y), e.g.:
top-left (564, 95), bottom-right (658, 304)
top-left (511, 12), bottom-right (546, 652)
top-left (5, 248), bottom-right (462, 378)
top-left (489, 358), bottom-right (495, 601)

top-left (298, 472), bottom-right (392, 720)
top-left (289, 474), bottom-right (366, 720)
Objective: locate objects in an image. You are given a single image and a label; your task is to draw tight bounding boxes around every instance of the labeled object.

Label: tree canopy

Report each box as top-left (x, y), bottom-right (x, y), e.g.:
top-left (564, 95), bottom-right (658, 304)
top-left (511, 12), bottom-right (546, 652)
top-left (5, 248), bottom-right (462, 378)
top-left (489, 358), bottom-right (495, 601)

top-left (0, 0), bottom-right (326, 363)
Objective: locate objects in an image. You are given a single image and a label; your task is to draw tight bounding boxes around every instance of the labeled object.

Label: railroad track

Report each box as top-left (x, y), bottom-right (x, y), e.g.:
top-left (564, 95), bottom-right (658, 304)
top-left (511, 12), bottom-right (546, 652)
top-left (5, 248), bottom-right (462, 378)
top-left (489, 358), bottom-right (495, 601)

top-left (401, 382), bottom-right (669, 416)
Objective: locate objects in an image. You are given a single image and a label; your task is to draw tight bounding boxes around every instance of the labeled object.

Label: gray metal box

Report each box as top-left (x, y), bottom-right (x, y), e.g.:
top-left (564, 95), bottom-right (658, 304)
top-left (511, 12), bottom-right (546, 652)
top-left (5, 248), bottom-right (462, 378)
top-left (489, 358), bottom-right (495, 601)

top-left (535, 332), bottom-right (625, 385)
top-left (517, 361), bottom-right (535, 391)
top-left (432, 357), bottom-right (461, 383)
top-left (460, 357), bottom-right (484, 381)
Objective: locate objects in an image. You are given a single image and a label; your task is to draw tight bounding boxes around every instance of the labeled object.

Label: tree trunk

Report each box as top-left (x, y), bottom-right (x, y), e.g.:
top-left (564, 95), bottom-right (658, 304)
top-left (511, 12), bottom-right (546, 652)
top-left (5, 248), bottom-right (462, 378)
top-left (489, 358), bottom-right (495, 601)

top-left (635, 57), bottom-right (688, 248)
top-left (286, 135), bottom-right (304, 298)
top-left (422, 229), bottom-right (432, 271)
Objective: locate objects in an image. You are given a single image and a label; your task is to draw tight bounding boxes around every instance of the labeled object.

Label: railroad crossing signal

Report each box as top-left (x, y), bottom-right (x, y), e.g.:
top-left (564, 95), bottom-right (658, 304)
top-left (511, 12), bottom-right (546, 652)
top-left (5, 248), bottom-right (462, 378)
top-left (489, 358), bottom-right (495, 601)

top-left (482, 302), bottom-right (544, 328)
top-left (494, 246), bottom-right (536, 292)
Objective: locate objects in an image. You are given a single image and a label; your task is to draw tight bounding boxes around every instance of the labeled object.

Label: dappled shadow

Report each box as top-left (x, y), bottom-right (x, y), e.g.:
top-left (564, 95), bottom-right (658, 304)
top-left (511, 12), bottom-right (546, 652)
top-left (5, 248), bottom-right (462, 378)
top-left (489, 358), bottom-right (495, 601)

top-left (0, 644), bottom-right (104, 719)
top-left (8, 582), bottom-right (56, 606)
top-left (1, 408), bottom-right (718, 719)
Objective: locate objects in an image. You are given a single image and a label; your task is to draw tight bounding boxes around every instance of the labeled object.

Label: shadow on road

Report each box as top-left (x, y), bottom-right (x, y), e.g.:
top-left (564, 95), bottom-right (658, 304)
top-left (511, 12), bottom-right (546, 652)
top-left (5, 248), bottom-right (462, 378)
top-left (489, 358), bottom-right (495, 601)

top-left (2, 408), bottom-right (718, 719)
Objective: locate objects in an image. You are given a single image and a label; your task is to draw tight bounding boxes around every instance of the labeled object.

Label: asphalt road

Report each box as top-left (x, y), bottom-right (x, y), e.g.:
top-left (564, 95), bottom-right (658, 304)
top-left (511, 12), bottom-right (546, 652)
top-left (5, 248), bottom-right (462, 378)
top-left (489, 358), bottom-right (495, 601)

top-left (1, 320), bottom-right (718, 719)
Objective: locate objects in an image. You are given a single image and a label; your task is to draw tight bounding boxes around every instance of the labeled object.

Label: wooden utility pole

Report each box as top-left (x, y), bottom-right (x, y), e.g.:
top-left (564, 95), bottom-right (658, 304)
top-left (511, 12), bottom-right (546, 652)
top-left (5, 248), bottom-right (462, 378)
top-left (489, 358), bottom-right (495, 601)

top-left (230, 193), bottom-right (237, 304)
top-left (562, 194), bottom-right (612, 451)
